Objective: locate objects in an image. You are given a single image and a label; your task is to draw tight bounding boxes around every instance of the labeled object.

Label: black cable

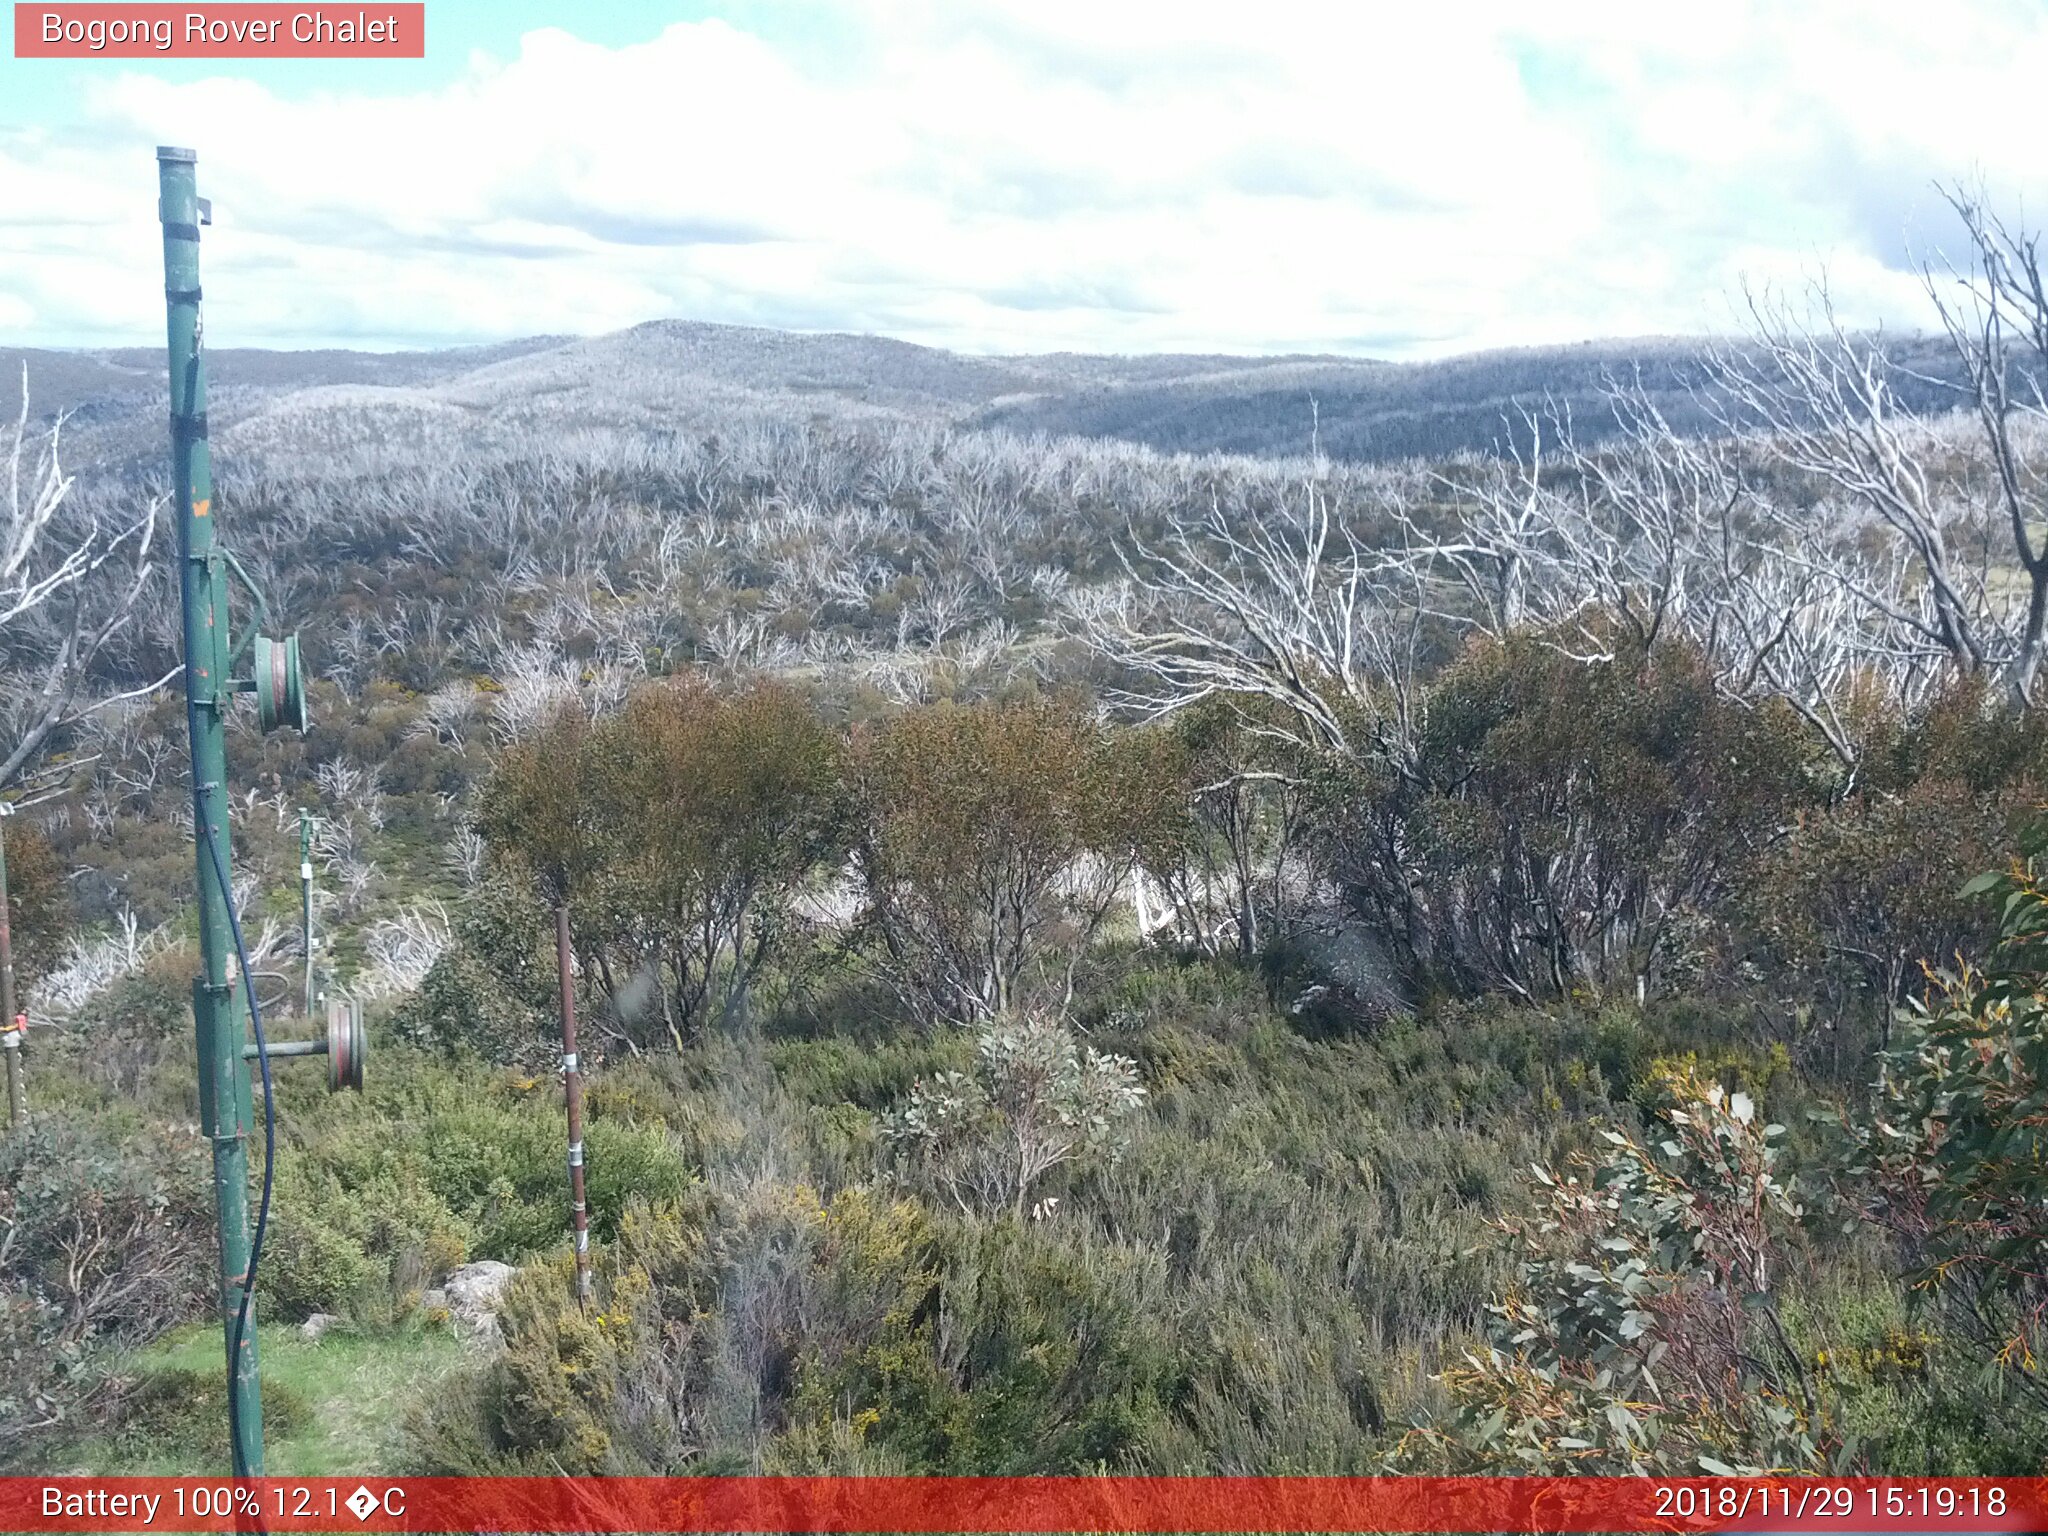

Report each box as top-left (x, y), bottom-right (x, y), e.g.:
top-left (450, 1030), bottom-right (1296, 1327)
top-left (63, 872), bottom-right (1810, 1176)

top-left (194, 775), bottom-right (275, 1485)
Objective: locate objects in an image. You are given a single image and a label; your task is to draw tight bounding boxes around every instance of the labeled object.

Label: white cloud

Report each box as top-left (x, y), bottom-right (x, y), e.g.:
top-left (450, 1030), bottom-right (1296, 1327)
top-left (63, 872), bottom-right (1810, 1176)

top-left (4, 0), bottom-right (2047, 355)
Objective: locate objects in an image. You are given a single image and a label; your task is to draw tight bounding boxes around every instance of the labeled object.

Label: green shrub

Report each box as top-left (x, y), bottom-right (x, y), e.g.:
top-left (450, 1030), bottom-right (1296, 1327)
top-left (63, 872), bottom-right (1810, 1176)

top-left (879, 1012), bottom-right (1145, 1219)
top-left (262, 1053), bottom-right (693, 1320)
top-left (101, 1367), bottom-right (312, 1464)
top-left (1316, 632), bottom-right (1814, 1000)
top-left (0, 1117), bottom-right (211, 1461)
top-left (1, 816), bottom-right (71, 990)
top-left (1742, 686), bottom-right (2047, 1054)
top-left (767, 1033), bottom-right (973, 1112)
top-left (884, 1221), bottom-right (1179, 1473)
top-left (1845, 826), bottom-right (2048, 1391)
top-left (411, 1181), bottom-right (1192, 1477)
top-left (392, 876), bottom-right (557, 1065)
top-left (410, 1185), bottom-right (930, 1474)
top-left (1407, 1065), bottom-right (1826, 1475)
top-left (849, 698), bottom-right (1177, 1023)
top-left (478, 679), bottom-right (847, 1051)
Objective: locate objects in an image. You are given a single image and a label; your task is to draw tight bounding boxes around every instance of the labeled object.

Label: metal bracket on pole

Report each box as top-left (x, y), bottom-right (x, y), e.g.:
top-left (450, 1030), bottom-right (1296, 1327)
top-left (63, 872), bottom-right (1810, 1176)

top-left (239, 998), bottom-right (364, 1093)
top-left (221, 547), bottom-right (270, 671)
top-left (210, 547), bottom-right (308, 733)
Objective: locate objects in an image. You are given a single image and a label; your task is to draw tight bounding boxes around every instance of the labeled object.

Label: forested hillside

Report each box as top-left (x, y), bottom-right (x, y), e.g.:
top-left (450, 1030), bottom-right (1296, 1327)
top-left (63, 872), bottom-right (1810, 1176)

top-left (9, 317), bottom-right (2012, 476)
top-left (4, 192), bottom-right (2048, 1478)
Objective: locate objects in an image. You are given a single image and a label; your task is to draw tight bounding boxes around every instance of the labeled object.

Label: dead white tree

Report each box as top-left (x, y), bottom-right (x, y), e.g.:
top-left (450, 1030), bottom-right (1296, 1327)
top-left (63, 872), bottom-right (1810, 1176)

top-left (2, 370), bottom-right (174, 788)
top-left (359, 901), bottom-right (454, 999)
top-left (1551, 383), bottom-right (1886, 765)
top-left (1411, 418), bottom-right (1560, 639)
top-left (1923, 185), bottom-right (2048, 706)
top-left (1425, 376), bottom-right (1965, 770)
top-left (409, 681), bottom-right (486, 749)
top-left (1704, 274), bottom-right (2041, 708)
top-left (1548, 389), bottom-right (1722, 657)
top-left (1074, 476), bottom-right (1418, 760)
top-left (900, 567), bottom-right (978, 650)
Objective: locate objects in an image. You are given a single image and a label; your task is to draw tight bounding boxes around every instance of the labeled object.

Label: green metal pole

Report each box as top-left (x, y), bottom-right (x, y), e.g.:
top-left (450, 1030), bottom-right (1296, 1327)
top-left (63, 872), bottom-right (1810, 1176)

top-left (300, 809), bottom-right (314, 1016)
top-left (158, 144), bottom-right (264, 1478)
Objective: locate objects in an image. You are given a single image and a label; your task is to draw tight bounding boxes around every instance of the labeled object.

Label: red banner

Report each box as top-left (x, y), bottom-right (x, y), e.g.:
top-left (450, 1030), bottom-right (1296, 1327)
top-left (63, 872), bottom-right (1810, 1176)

top-left (4, 1476), bottom-right (2045, 1533)
top-left (13, 4), bottom-right (424, 58)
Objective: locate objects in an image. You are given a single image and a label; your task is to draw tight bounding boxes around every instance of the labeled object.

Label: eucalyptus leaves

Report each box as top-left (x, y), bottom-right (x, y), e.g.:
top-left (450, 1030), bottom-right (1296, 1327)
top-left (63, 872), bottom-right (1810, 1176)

top-left (880, 1011), bottom-right (1145, 1219)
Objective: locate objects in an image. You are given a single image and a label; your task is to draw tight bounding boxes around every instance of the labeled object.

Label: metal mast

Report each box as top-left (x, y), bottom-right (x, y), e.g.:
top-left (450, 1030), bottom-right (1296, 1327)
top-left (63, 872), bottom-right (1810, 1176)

top-left (158, 143), bottom-right (264, 1477)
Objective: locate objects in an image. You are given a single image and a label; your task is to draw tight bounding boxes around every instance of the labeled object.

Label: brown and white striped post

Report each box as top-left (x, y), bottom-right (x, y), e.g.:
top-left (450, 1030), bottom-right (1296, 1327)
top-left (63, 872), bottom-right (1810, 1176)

top-left (1, 802), bottom-right (23, 1130)
top-left (554, 903), bottom-right (592, 1308)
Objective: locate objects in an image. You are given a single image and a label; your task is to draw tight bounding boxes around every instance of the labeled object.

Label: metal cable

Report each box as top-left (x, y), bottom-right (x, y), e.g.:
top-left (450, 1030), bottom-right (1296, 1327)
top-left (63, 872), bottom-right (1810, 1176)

top-left (194, 774), bottom-right (275, 1485)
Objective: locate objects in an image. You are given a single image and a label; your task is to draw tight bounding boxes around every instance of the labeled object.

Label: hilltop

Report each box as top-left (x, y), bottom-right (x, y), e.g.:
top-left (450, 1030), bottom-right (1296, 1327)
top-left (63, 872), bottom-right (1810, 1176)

top-left (7, 319), bottom-right (1973, 470)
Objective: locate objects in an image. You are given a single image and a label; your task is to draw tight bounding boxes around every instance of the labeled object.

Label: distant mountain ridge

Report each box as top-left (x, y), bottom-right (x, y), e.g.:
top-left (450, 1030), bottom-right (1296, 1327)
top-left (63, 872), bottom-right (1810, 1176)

top-left (0, 318), bottom-right (1979, 467)
top-left (0, 336), bottom-right (570, 420)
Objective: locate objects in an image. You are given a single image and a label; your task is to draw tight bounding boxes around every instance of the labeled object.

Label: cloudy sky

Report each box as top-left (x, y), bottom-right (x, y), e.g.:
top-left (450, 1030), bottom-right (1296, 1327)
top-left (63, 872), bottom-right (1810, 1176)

top-left (3, 0), bottom-right (2046, 357)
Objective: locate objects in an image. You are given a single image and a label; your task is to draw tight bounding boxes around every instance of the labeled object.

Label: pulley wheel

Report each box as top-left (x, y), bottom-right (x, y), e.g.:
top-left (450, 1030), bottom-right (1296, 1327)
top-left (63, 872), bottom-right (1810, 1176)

top-left (325, 998), bottom-right (365, 1092)
top-left (254, 632), bottom-right (309, 735)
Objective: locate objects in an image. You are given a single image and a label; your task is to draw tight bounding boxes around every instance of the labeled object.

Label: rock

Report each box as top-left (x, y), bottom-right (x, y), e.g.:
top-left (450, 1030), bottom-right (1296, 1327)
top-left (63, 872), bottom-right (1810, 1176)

top-left (299, 1312), bottom-right (343, 1342)
top-left (420, 1287), bottom-right (450, 1313)
top-left (441, 1259), bottom-right (516, 1348)
top-left (444, 1259), bottom-right (515, 1316)
top-left (1280, 919), bottom-right (1408, 1029)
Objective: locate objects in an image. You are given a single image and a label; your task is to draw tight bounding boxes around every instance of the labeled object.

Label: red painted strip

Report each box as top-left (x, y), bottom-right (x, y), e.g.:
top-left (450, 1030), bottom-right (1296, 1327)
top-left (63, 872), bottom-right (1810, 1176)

top-left (13, 4), bottom-right (424, 58)
top-left (3, 1475), bottom-right (2045, 1533)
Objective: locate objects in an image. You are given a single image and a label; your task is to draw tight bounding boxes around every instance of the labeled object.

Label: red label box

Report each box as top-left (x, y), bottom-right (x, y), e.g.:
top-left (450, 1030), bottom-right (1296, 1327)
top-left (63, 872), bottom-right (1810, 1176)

top-left (5, 1476), bottom-right (2048, 1534)
top-left (14, 3), bottom-right (425, 57)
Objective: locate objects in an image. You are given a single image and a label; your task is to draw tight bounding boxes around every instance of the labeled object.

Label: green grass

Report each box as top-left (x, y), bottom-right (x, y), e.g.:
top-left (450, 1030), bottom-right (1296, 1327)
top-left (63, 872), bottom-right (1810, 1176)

top-left (61, 1321), bottom-right (467, 1475)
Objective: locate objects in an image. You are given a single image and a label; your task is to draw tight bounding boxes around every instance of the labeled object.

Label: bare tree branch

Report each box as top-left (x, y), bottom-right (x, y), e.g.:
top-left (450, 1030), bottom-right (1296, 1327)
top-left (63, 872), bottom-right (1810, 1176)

top-left (1, 369), bottom-right (170, 789)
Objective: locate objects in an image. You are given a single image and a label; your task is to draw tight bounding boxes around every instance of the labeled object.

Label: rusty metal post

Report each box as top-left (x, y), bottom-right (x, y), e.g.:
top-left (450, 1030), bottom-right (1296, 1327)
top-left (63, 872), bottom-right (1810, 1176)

top-left (300, 809), bottom-right (314, 1016)
top-left (1, 1026), bottom-right (21, 1130)
top-left (555, 904), bottom-right (592, 1307)
top-left (0, 802), bottom-right (22, 1129)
